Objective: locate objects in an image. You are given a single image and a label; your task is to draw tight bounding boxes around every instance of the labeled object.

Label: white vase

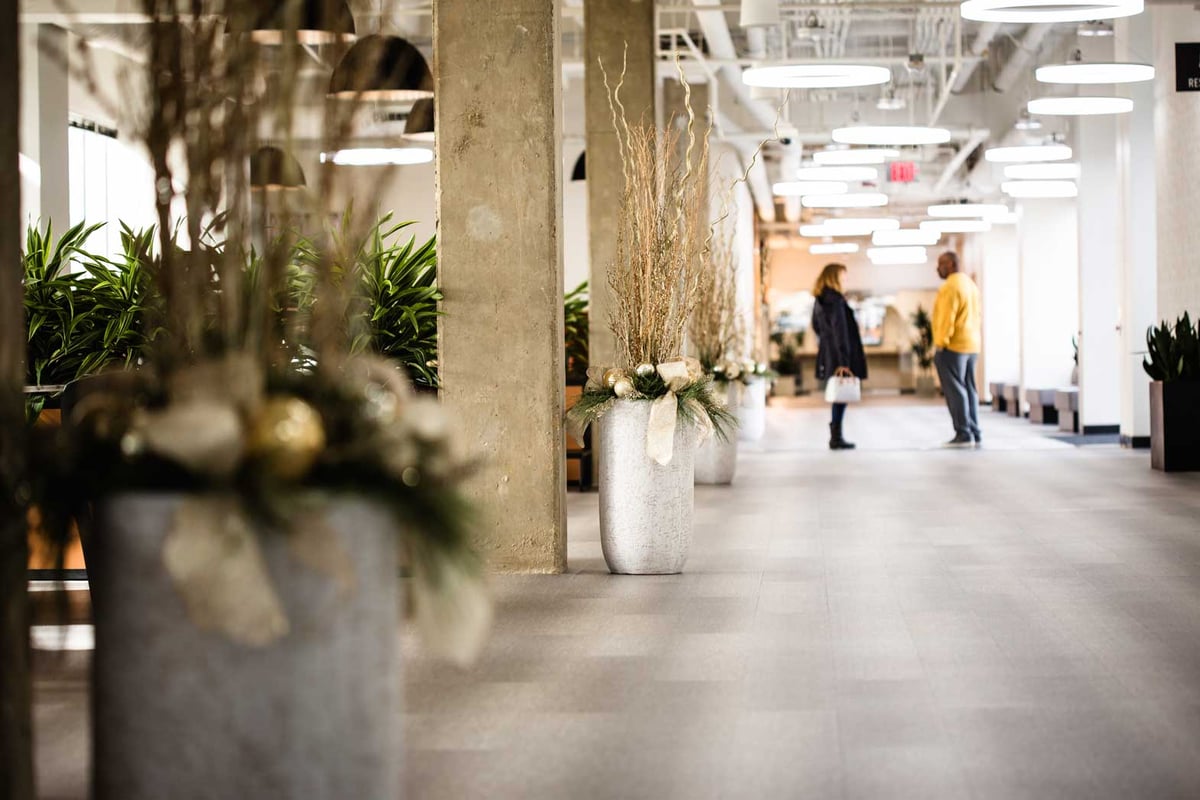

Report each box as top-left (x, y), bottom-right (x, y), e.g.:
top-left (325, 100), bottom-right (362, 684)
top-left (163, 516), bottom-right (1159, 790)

top-left (90, 493), bottom-right (400, 800)
top-left (597, 399), bottom-right (696, 575)
top-left (737, 377), bottom-right (767, 442)
top-left (696, 381), bottom-right (738, 485)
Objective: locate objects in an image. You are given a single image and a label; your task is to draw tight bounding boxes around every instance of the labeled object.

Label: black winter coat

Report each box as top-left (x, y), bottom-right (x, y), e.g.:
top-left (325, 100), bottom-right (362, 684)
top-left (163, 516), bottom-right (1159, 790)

top-left (811, 288), bottom-right (868, 381)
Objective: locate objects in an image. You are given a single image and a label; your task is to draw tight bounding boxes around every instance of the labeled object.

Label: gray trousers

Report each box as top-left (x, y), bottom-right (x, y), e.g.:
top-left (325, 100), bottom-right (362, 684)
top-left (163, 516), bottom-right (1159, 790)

top-left (935, 349), bottom-right (981, 439)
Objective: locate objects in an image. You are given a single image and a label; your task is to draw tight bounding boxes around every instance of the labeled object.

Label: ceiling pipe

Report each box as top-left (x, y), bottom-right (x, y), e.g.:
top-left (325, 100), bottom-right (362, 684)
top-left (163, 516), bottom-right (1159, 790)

top-left (951, 21), bottom-right (1001, 93)
top-left (993, 24), bottom-right (1054, 93)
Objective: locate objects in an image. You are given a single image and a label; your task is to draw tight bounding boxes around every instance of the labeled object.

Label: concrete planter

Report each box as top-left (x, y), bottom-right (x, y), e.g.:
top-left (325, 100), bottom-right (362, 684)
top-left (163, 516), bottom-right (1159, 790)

top-left (90, 493), bottom-right (400, 800)
top-left (1150, 380), bottom-right (1200, 472)
top-left (737, 378), bottom-right (766, 442)
top-left (696, 381), bottom-right (738, 485)
top-left (597, 399), bottom-right (696, 574)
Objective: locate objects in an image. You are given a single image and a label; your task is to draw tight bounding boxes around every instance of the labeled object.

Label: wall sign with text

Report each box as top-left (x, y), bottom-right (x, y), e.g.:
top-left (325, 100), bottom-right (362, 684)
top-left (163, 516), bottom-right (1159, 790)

top-left (1176, 43), bottom-right (1200, 91)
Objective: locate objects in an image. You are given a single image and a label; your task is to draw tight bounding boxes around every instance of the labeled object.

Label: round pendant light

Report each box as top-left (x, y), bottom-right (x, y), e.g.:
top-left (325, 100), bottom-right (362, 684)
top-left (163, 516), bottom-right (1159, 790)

top-left (872, 228), bottom-right (941, 247)
top-left (921, 219), bottom-right (992, 234)
top-left (1004, 162), bottom-right (1081, 180)
top-left (984, 143), bottom-right (1072, 163)
top-left (329, 35), bottom-right (434, 102)
top-left (742, 64), bottom-right (891, 89)
top-left (813, 148), bottom-right (900, 165)
top-left (795, 165), bottom-right (879, 182)
top-left (810, 242), bottom-right (860, 255)
top-left (740, 0), bottom-right (781, 27)
top-left (927, 202), bottom-right (1010, 218)
top-left (801, 218), bottom-right (899, 237)
top-left (402, 98), bottom-right (436, 143)
top-left (241, 0), bottom-right (356, 45)
top-left (1036, 61), bottom-right (1154, 84)
top-left (960, 0), bottom-right (1143, 24)
top-left (832, 125), bottom-right (952, 146)
top-left (1028, 96), bottom-right (1133, 115)
top-left (320, 147), bottom-right (434, 166)
top-left (867, 246), bottom-right (928, 265)
top-left (802, 192), bottom-right (889, 209)
top-left (987, 210), bottom-right (1020, 224)
top-left (772, 180), bottom-right (849, 196)
top-left (1002, 180), bottom-right (1079, 198)
top-left (250, 146), bottom-right (306, 190)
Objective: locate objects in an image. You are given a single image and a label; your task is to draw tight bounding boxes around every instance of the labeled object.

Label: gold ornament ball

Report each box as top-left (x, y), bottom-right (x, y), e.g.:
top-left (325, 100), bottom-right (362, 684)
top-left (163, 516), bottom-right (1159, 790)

top-left (248, 397), bottom-right (326, 480)
top-left (635, 363), bottom-right (655, 378)
top-left (603, 368), bottom-right (625, 389)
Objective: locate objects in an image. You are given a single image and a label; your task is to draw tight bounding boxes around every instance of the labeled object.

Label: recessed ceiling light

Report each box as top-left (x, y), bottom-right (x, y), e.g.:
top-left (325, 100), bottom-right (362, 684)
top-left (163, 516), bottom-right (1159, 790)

top-left (921, 219), bottom-right (993, 233)
top-left (872, 228), bottom-right (941, 246)
top-left (984, 143), bottom-right (1073, 163)
top-left (927, 203), bottom-right (1011, 218)
top-left (795, 165), bottom-right (879, 182)
top-left (813, 148), bottom-right (900, 165)
top-left (960, 0), bottom-right (1143, 24)
top-left (742, 64), bottom-right (892, 89)
top-left (801, 192), bottom-right (889, 209)
top-left (320, 147), bottom-right (434, 166)
top-left (867, 246), bottom-right (928, 265)
top-left (1036, 62), bottom-right (1154, 84)
top-left (1028, 96), bottom-right (1133, 115)
top-left (772, 180), bottom-right (849, 196)
top-left (832, 125), bottom-right (952, 146)
top-left (810, 242), bottom-right (860, 255)
top-left (1002, 180), bottom-right (1080, 198)
top-left (1004, 163), bottom-right (1081, 180)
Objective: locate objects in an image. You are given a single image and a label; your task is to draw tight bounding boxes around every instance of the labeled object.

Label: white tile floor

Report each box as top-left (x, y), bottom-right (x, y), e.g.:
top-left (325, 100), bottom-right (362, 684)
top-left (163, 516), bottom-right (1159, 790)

top-left (33, 399), bottom-right (1200, 799)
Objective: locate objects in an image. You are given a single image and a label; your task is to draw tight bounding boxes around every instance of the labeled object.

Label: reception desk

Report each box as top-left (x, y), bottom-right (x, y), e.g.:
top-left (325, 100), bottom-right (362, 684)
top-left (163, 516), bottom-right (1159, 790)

top-left (796, 348), bottom-right (908, 392)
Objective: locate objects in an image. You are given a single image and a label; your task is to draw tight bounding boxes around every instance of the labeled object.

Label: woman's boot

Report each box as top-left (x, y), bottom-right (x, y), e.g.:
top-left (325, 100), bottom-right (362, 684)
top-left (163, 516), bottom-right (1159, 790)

top-left (829, 422), bottom-right (856, 450)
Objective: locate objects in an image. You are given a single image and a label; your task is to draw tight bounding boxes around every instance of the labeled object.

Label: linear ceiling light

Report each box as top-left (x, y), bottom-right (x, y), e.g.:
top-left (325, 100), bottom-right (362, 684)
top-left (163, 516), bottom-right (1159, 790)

top-left (1028, 96), bottom-right (1133, 116)
top-left (960, 0), bottom-right (1143, 24)
top-left (1004, 162), bottom-right (1081, 180)
top-left (1036, 62), bottom-right (1154, 84)
top-left (984, 143), bottom-right (1073, 163)
top-left (742, 64), bottom-right (892, 89)
top-left (813, 148), bottom-right (901, 165)
top-left (772, 180), bottom-right (849, 196)
top-left (320, 147), bottom-right (434, 166)
top-left (801, 192), bottom-right (889, 209)
top-left (795, 165), bottom-right (879, 181)
top-left (867, 246), bottom-right (928, 265)
top-left (1002, 180), bottom-right (1080, 198)
top-left (809, 242), bottom-right (860, 254)
top-left (872, 228), bottom-right (941, 246)
top-left (920, 219), bottom-right (993, 233)
top-left (927, 202), bottom-right (1011, 218)
top-left (832, 125), bottom-right (952, 146)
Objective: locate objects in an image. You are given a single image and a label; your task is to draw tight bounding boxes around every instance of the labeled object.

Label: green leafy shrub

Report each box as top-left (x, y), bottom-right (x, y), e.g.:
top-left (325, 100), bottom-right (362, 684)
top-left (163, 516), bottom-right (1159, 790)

top-left (1144, 312), bottom-right (1200, 382)
top-left (564, 281), bottom-right (589, 384)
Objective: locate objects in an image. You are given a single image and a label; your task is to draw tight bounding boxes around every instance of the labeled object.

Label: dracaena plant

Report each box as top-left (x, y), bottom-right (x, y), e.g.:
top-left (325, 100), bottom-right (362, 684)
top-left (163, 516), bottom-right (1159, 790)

top-left (1144, 312), bottom-right (1200, 382)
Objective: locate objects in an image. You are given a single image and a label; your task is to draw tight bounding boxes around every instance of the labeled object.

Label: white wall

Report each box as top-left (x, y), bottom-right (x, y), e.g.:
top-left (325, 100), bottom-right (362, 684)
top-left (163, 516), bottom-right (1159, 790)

top-left (710, 141), bottom-right (757, 360)
top-left (563, 145), bottom-right (589, 293)
top-left (1018, 199), bottom-right (1080, 393)
top-left (976, 225), bottom-right (1020, 395)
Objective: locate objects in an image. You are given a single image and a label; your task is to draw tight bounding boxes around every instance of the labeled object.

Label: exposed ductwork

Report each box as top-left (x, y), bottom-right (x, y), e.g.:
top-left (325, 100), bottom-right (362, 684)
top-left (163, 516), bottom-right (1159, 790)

top-left (952, 21), bottom-right (1002, 93)
top-left (994, 24), bottom-right (1054, 93)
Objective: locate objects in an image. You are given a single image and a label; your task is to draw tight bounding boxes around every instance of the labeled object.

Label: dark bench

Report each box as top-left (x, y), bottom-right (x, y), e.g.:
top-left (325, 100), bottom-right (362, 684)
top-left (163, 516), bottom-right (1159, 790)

top-left (989, 382), bottom-right (1009, 413)
top-left (1054, 389), bottom-right (1079, 433)
top-left (1026, 389), bottom-right (1059, 425)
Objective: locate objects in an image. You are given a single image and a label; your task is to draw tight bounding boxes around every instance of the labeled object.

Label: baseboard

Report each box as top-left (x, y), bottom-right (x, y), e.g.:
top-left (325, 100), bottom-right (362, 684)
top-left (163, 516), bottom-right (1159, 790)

top-left (1082, 424), bottom-right (1120, 435)
top-left (1120, 434), bottom-right (1151, 450)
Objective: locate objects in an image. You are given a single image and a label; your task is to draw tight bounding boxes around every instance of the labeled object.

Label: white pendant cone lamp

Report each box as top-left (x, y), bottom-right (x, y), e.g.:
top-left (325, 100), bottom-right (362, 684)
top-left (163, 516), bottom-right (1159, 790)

top-left (740, 0), bottom-right (781, 27)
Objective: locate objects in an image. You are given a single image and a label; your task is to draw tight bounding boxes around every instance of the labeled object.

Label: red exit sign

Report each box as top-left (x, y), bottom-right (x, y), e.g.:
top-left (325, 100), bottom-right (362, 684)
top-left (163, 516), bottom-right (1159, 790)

top-left (889, 161), bottom-right (917, 183)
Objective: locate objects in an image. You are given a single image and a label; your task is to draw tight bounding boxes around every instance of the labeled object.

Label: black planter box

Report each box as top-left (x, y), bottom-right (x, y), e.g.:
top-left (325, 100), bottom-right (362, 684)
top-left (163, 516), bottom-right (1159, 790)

top-left (1150, 380), bottom-right (1200, 472)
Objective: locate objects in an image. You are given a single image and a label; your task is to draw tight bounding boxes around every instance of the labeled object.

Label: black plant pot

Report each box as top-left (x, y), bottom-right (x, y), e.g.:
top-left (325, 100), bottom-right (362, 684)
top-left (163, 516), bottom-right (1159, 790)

top-left (1150, 380), bottom-right (1200, 472)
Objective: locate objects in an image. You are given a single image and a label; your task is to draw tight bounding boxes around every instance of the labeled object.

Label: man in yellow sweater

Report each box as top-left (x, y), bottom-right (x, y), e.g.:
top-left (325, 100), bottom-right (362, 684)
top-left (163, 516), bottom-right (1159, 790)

top-left (932, 251), bottom-right (983, 447)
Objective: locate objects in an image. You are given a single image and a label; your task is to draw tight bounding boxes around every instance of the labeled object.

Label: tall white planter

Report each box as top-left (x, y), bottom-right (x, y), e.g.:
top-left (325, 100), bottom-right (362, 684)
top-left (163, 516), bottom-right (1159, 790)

top-left (737, 377), bottom-right (767, 442)
top-left (597, 399), bottom-right (697, 574)
top-left (91, 493), bottom-right (400, 800)
top-left (696, 381), bottom-right (738, 485)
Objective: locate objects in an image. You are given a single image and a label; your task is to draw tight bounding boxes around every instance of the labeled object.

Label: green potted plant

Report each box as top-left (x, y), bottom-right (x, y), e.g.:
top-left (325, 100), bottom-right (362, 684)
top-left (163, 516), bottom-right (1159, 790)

top-left (1143, 312), bottom-right (1200, 472)
top-left (564, 280), bottom-right (590, 385)
top-left (770, 331), bottom-right (801, 398)
top-left (910, 306), bottom-right (936, 398)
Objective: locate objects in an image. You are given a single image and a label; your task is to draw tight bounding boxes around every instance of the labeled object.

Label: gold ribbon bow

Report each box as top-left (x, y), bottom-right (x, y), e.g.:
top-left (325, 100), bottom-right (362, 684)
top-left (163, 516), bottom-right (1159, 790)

top-left (646, 359), bottom-right (713, 465)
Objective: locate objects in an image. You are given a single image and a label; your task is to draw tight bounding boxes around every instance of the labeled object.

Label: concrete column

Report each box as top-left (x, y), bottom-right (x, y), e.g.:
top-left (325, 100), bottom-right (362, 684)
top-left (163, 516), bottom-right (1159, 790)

top-left (584, 0), bottom-right (655, 368)
top-left (1017, 199), bottom-right (1079, 405)
top-left (977, 225), bottom-right (1020, 399)
top-left (1115, 11), bottom-right (1157, 447)
top-left (434, 0), bottom-right (566, 573)
top-left (1075, 37), bottom-right (1122, 433)
top-left (37, 24), bottom-right (69, 231)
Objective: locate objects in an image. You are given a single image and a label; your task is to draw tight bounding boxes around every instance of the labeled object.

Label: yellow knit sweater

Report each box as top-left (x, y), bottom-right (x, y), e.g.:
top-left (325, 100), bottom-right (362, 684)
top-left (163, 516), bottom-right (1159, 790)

top-left (932, 272), bottom-right (981, 354)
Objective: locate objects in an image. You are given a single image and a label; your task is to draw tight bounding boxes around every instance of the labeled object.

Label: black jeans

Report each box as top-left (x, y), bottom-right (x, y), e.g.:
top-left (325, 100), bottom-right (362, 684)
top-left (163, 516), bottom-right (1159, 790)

top-left (831, 402), bottom-right (847, 426)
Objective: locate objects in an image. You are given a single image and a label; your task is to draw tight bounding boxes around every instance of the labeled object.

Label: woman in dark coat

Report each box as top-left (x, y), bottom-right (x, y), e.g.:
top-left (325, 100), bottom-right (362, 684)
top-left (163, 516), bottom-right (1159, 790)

top-left (810, 262), bottom-right (867, 450)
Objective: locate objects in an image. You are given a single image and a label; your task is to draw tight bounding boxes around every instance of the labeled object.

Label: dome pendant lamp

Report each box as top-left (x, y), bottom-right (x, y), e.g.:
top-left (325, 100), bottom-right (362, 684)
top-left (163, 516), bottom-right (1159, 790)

top-left (250, 146), bottom-right (306, 191)
top-left (329, 35), bottom-right (434, 102)
top-left (245, 0), bottom-right (356, 45)
top-left (740, 0), bottom-right (781, 27)
top-left (404, 98), bottom-right (435, 143)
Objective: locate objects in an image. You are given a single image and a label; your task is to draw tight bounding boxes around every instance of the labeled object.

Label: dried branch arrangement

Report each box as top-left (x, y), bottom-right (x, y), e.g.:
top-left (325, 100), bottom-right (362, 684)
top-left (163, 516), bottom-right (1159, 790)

top-left (689, 212), bottom-right (740, 375)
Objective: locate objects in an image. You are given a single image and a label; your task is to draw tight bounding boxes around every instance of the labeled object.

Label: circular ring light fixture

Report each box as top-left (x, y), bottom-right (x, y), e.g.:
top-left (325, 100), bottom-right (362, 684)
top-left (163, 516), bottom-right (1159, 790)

top-left (984, 143), bottom-right (1073, 163)
top-left (795, 165), bottom-right (879, 182)
top-left (987, 210), bottom-right (1020, 224)
top-left (832, 125), bottom-right (952, 146)
top-left (960, 0), bottom-right (1143, 24)
top-left (801, 192), bottom-right (889, 209)
top-left (867, 246), bottom-right (928, 265)
top-left (801, 218), bottom-right (899, 237)
top-left (921, 219), bottom-right (993, 234)
top-left (320, 147), bottom-right (434, 166)
top-left (1002, 180), bottom-right (1080, 198)
top-left (872, 228), bottom-right (941, 247)
top-left (810, 242), bottom-right (860, 255)
top-left (927, 202), bottom-right (1011, 218)
top-left (1036, 62), bottom-right (1154, 84)
top-left (742, 64), bottom-right (892, 89)
top-left (1028, 96), bottom-right (1133, 115)
top-left (772, 180), bottom-right (849, 196)
top-left (813, 148), bottom-right (901, 165)
top-left (1004, 162), bottom-right (1081, 180)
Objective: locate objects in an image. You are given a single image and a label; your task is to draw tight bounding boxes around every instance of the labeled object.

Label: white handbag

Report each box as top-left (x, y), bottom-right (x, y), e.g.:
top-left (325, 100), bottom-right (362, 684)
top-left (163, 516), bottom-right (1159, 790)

top-left (824, 376), bottom-right (862, 404)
